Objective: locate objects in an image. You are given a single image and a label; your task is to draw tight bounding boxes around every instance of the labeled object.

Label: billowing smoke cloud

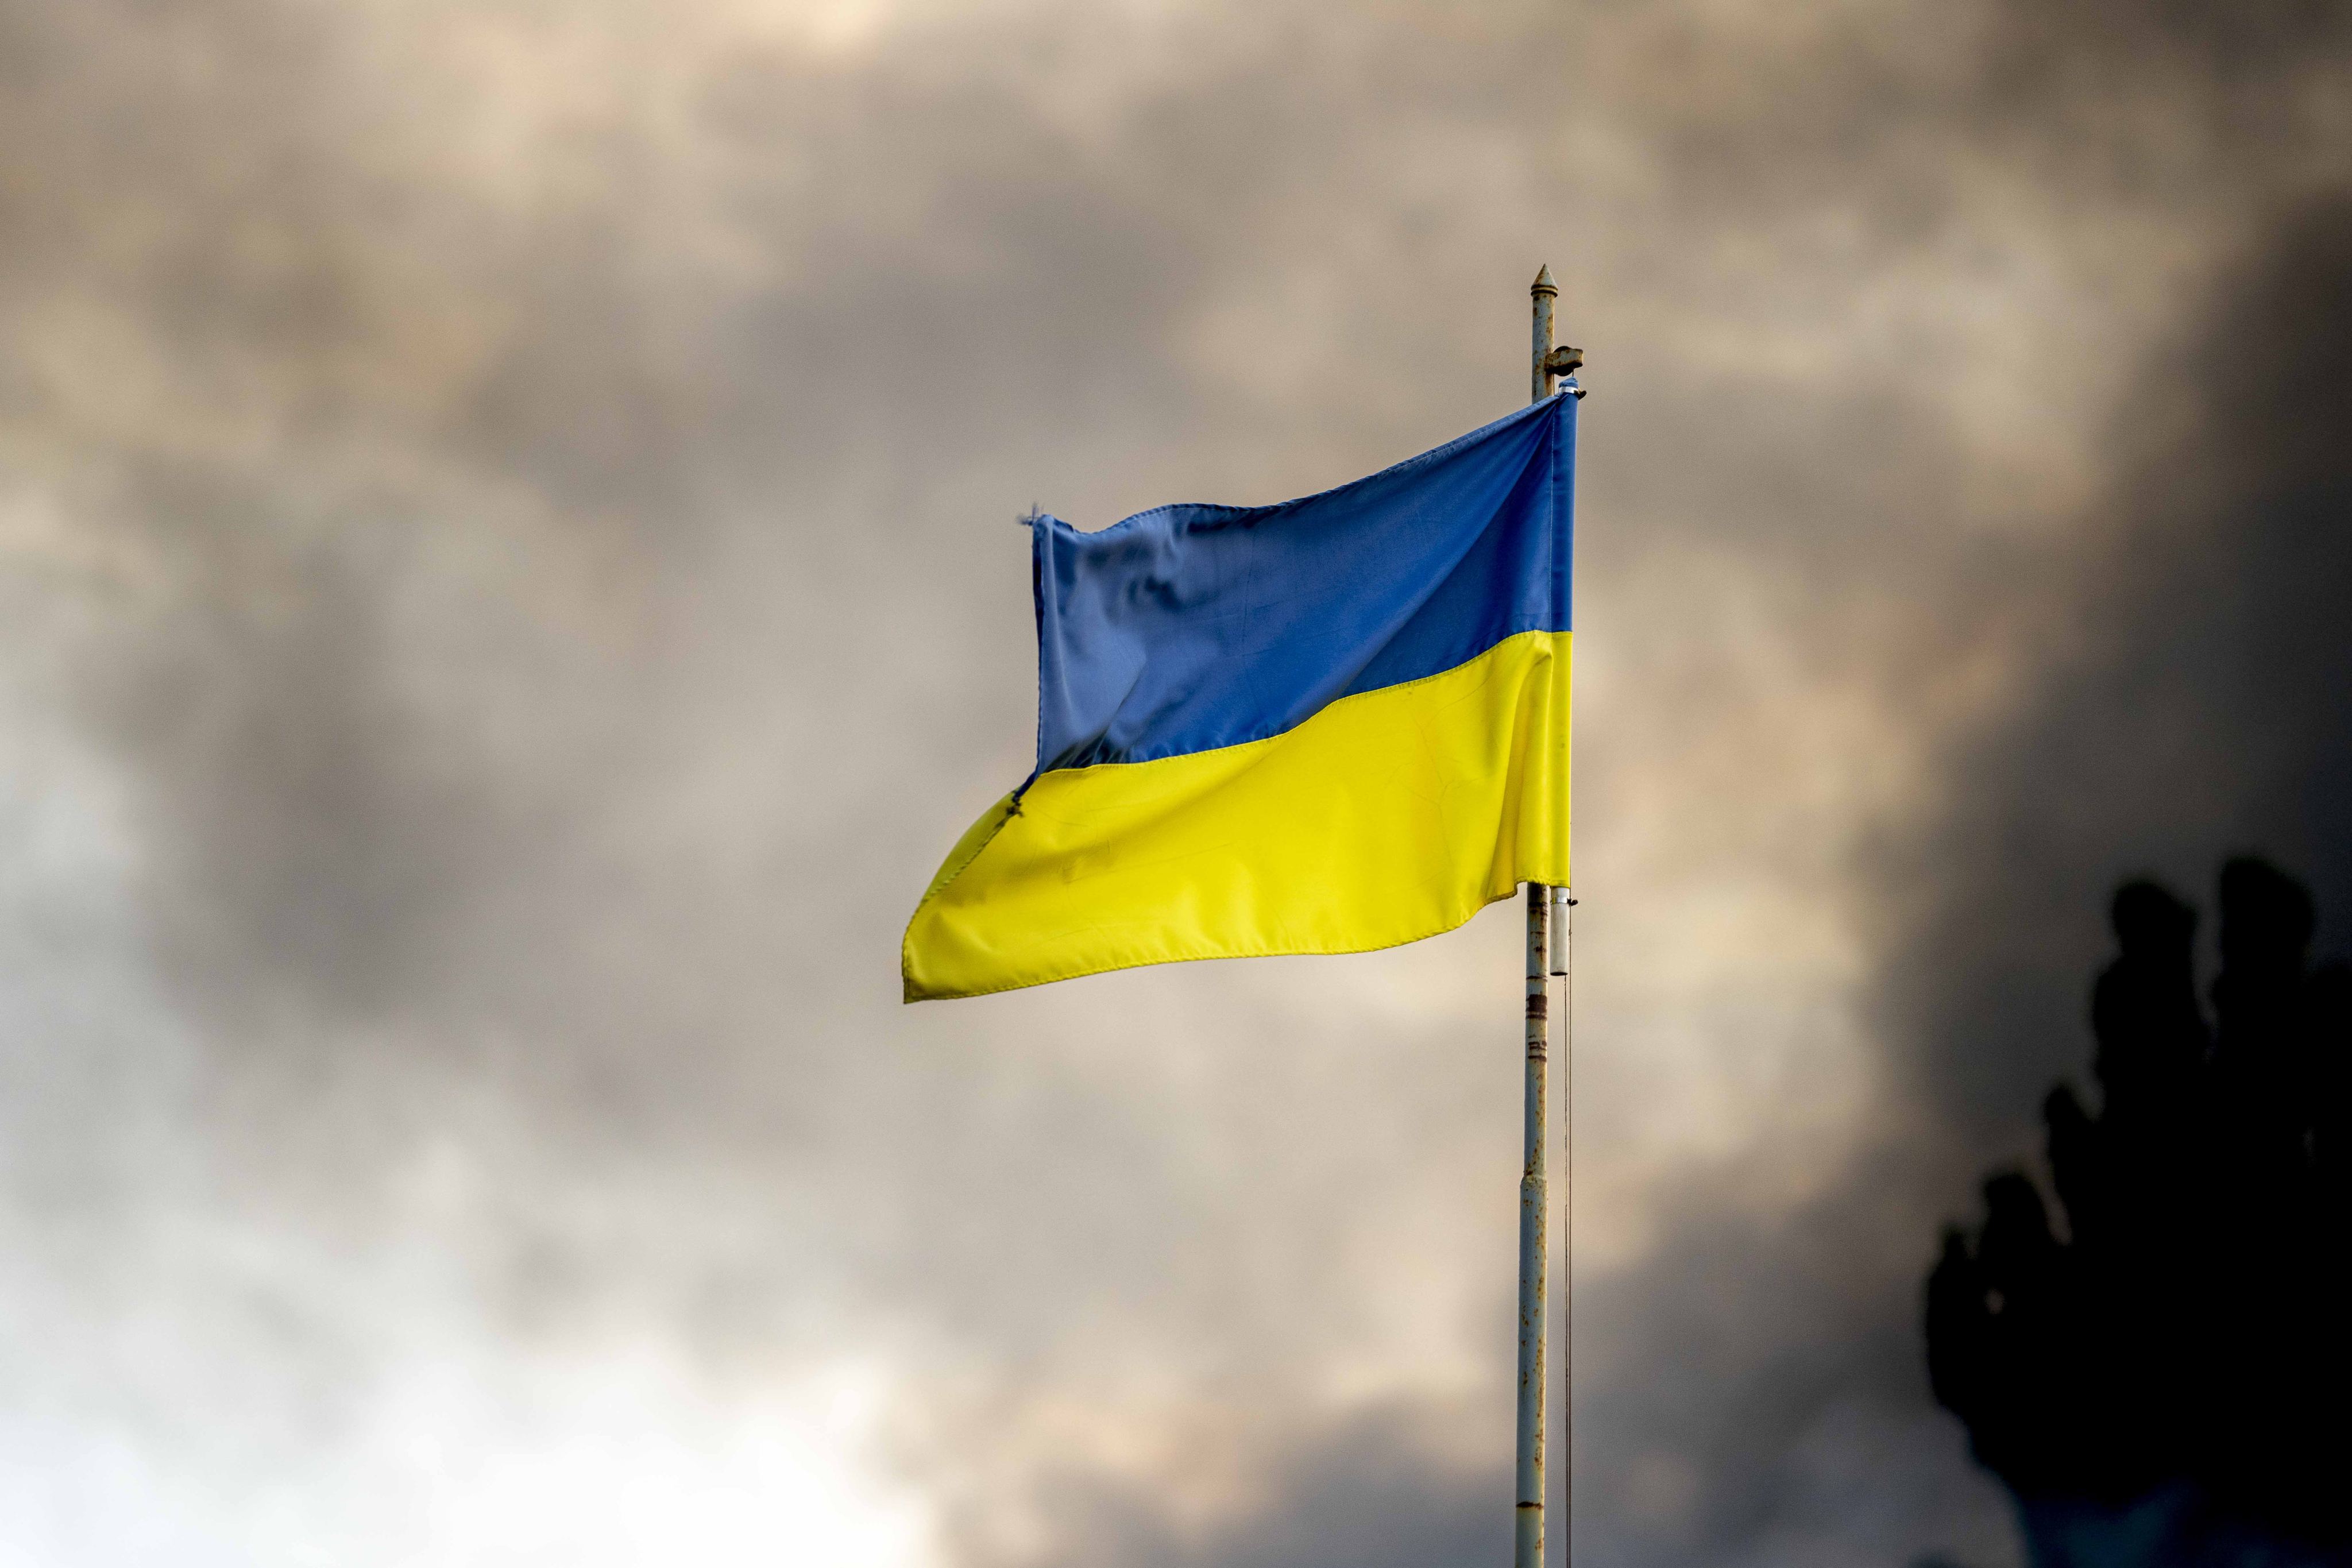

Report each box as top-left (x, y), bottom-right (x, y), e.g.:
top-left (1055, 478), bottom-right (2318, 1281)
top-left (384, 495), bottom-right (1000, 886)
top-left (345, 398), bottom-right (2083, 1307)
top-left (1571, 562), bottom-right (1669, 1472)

top-left (0, 1), bottom-right (2347, 1565)
top-left (1887, 190), bottom-right (2352, 1144)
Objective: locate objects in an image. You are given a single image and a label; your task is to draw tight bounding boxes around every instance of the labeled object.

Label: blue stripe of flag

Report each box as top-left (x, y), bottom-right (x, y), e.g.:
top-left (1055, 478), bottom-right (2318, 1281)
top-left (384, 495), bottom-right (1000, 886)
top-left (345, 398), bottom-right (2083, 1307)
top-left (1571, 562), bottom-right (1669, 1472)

top-left (1028, 392), bottom-right (1575, 774)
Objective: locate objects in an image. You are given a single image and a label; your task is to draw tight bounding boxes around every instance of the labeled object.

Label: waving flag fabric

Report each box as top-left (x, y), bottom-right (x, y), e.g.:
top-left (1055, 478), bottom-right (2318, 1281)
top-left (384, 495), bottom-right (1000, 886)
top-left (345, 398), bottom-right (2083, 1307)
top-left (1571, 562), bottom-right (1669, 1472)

top-left (903, 391), bottom-right (1577, 1001)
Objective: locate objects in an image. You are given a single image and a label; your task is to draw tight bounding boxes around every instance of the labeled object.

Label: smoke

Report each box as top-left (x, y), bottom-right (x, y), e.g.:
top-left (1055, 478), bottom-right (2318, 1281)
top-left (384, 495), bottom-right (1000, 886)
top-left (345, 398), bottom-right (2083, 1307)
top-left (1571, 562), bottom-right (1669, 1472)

top-left (0, 0), bottom-right (2348, 1565)
top-left (1884, 192), bottom-right (2352, 1152)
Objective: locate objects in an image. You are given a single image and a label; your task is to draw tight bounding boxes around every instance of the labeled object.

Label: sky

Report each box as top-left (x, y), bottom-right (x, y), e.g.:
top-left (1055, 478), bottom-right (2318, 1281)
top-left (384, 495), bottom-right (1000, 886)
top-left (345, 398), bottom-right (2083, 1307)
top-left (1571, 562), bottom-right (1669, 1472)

top-left (0, 2), bottom-right (2349, 1565)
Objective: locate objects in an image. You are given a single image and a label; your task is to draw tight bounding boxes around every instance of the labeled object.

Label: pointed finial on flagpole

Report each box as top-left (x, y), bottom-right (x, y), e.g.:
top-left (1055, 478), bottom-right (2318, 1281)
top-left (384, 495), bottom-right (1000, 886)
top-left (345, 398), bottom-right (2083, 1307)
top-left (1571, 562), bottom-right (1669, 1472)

top-left (1531, 265), bottom-right (1583, 400)
top-left (1531, 268), bottom-right (1559, 403)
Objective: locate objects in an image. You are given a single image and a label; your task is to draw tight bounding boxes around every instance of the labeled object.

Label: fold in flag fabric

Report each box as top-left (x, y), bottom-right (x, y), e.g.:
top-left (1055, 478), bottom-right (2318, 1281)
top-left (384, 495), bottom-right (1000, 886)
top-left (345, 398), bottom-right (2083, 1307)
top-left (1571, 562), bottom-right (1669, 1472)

top-left (903, 391), bottom-right (1576, 1002)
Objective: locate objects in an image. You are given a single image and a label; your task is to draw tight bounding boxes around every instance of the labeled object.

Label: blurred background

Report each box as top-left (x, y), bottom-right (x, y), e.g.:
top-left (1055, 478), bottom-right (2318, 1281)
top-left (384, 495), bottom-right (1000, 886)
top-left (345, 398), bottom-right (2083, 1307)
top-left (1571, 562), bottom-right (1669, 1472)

top-left (1, 2), bottom-right (2349, 1564)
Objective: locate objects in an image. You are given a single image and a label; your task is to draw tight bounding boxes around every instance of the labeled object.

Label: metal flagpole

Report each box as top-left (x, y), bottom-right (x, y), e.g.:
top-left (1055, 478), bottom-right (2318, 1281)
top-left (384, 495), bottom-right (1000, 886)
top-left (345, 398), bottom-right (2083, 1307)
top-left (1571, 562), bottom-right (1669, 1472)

top-left (1519, 264), bottom-right (1581, 1568)
top-left (1516, 870), bottom-right (1550, 1568)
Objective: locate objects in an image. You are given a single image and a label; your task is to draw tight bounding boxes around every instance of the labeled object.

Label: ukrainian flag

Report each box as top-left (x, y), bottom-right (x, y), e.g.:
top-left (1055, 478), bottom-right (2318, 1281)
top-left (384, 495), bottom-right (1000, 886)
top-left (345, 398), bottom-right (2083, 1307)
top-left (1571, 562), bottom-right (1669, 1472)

top-left (904, 391), bottom-right (1575, 1001)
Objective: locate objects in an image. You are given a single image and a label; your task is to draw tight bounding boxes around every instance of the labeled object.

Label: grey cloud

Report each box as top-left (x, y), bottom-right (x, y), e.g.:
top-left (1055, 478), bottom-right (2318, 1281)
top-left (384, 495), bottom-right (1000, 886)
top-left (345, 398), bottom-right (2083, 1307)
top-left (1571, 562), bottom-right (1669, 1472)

top-left (2, 1), bottom-right (2350, 1565)
top-left (983, 1404), bottom-right (1496, 1568)
top-left (1881, 190), bottom-right (2352, 1150)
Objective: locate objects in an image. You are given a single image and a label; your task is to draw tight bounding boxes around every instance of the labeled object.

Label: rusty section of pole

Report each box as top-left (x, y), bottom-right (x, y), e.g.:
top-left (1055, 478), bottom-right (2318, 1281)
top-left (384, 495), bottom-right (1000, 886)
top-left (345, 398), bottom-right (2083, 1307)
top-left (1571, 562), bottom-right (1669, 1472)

top-left (1534, 264), bottom-right (1586, 404)
top-left (1531, 265), bottom-right (1558, 402)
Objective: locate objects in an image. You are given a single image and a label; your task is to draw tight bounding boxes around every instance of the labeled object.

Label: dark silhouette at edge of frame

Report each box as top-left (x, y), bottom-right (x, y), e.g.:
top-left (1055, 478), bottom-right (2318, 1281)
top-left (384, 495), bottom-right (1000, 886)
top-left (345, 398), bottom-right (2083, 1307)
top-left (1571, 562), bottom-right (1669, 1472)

top-left (1926, 858), bottom-right (2352, 1568)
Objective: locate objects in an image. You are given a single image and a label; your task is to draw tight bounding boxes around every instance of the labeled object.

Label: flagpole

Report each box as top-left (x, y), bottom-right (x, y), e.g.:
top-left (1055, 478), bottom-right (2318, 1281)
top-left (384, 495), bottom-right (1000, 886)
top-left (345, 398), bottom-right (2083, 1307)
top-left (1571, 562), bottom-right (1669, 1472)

top-left (1516, 869), bottom-right (1550, 1568)
top-left (1520, 264), bottom-right (1580, 1568)
top-left (1517, 267), bottom-right (1553, 1568)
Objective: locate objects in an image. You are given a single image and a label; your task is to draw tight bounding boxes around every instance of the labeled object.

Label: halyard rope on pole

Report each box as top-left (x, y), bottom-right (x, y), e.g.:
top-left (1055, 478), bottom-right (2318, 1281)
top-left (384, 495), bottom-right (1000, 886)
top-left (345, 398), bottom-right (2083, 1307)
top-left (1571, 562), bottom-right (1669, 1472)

top-left (1553, 882), bottom-right (1574, 1568)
